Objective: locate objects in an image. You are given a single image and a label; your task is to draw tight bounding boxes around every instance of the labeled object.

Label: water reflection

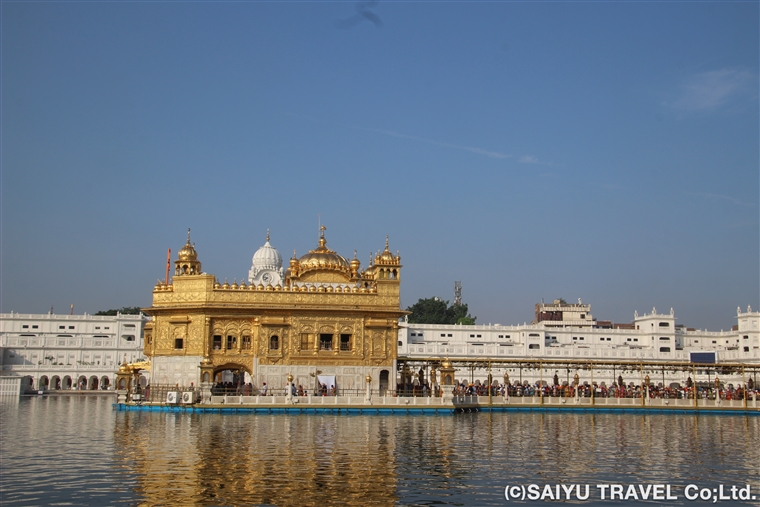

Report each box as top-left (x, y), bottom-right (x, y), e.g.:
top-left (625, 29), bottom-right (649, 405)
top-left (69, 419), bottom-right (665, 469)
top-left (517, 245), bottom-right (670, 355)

top-left (1, 397), bottom-right (759, 506)
top-left (113, 412), bottom-right (401, 506)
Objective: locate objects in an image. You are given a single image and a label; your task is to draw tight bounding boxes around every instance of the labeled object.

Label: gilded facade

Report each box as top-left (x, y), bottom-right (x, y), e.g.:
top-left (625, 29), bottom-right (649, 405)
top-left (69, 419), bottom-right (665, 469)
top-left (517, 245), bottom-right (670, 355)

top-left (143, 227), bottom-right (404, 392)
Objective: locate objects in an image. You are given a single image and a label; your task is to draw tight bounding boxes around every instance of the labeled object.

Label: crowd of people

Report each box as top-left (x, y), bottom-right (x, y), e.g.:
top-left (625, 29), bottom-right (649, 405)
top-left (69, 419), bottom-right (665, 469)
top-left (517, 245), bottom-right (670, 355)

top-left (150, 375), bottom-right (760, 402)
top-left (449, 378), bottom-right (760, 400)
top-left (209, 381), bottom-right (343, 397)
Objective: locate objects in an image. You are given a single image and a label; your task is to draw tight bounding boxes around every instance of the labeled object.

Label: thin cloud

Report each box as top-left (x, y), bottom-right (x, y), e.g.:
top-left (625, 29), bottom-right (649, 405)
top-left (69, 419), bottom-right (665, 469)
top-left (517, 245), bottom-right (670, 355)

top-left (669, 68), bottom-right (755, 111)
top-left (351, 125), bottom-right (512, 159)
top-left (518, 155), bottom-right (539, 164)
top-left (591, 182), bottom-right (622, 190)
top-left (283, 112), bottom-right (512, 160)
top-left (687, 192), bottom-right (755, 207)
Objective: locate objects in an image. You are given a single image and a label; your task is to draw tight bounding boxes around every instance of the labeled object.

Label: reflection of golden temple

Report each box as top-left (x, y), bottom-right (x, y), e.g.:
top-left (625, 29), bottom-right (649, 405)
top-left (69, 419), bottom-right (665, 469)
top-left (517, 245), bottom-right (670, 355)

top-left (113, 412), bottom-right (400, 506)
top-left (141, 227), bottom-right (404, 394)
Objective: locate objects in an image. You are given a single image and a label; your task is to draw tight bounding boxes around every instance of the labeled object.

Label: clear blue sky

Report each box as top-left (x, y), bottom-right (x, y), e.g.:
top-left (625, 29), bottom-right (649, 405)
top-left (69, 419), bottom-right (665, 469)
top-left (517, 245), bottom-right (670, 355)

top-left (2, 1), bottom-right (758, 331)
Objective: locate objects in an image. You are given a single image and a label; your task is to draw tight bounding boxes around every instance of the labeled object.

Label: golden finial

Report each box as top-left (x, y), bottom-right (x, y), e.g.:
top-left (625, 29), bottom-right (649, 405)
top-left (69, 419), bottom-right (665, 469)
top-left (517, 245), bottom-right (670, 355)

top-left (385, 235), bottom-right (389, 250)
top-left (292, 249), bottom-right (297, 259)
top-left (354, 250), bottom-right (357, 259)
top-left (320, 224), bottom-right (326, 237)
top-left (266, 229), bottom-right (270, 242)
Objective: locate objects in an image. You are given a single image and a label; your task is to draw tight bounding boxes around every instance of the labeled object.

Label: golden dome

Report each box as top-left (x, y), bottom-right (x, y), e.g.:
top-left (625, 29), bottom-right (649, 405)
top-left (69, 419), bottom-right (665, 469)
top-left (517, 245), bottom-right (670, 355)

top-left (441, 359), bottom-right (452, 369)
top-left (297, 226), bottom-right (350, 273)
top-left (376, 236), bottom-right (395, 263)
top-left (350, 250), bottom-right (361, 274)
top-left (289, 250), bottom-right (300, 270)
top-left (177, 229), bottom-right (198, 261)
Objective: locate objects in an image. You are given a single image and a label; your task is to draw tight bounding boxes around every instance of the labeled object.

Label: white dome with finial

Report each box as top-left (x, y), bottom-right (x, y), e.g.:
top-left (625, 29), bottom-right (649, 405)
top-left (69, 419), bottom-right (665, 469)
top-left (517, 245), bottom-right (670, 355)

top-left (248, 230), bottom-right (284, 285)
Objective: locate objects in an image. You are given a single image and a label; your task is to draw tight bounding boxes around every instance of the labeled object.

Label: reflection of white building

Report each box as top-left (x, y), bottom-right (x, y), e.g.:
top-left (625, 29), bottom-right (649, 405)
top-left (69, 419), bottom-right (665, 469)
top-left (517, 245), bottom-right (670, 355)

top-left (398, 301), bottom-right (760, 385)
top-left (0, 312), bottom-right (150, 391)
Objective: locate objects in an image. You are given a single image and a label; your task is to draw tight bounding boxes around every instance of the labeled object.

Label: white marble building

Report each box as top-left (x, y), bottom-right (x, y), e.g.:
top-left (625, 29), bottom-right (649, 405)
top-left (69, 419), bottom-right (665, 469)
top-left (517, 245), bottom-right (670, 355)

top-left (0, 312), bottom-right (150, 391)
top-left (398, 302), bottom-right (760, 386)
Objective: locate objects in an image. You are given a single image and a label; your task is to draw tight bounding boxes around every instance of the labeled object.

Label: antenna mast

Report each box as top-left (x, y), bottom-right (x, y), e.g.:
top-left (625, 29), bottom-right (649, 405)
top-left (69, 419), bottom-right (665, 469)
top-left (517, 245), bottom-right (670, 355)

top-left (454, 281), bottom-right (462, 306)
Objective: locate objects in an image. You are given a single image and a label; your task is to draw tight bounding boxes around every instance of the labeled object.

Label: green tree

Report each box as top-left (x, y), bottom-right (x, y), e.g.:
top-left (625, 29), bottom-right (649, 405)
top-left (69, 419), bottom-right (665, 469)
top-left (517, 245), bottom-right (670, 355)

top-left (406, 297), bottom-right (476, 325)
top-left (94, 307), bottom-right (143, 316)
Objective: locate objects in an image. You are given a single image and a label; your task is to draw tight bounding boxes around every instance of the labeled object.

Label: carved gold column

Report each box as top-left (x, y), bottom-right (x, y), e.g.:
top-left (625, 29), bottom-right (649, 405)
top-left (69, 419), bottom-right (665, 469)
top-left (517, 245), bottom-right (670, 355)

top-left (204, 316), bottom-right (211, 357)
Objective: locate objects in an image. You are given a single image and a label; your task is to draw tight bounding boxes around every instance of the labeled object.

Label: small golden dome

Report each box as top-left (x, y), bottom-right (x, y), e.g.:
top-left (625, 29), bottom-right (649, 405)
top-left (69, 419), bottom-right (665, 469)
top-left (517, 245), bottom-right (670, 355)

top-left (177, 229), bottom-right (198, 261)
top-left (376, 236), bottom-right (395, 263)
top-left (441, 359), bottom-right (452, 369)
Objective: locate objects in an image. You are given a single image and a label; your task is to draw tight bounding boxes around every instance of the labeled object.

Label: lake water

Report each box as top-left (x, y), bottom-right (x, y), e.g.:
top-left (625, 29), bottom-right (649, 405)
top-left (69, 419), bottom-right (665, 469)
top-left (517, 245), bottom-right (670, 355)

top-left (1, 395), bottom-right (759, 506)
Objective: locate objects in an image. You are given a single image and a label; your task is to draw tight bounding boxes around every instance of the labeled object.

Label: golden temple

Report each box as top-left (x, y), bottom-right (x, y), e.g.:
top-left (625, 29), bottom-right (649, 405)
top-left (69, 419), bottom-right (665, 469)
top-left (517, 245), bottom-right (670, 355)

top-left (141, 227), bottom-right (404, 393)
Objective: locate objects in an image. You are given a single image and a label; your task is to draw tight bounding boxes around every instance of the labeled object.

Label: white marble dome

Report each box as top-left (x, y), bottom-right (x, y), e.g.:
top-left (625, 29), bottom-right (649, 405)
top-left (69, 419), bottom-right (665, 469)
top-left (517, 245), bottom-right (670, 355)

top-left (248, 231), bottom-right (284, 285)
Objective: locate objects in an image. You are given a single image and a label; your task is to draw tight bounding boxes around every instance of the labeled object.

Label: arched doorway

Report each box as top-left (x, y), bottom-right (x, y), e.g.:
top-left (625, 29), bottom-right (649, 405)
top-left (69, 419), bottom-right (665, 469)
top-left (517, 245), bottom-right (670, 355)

top-left (100, 376), bottom-right (111, 390)
top-left (88, 376), bottom-right (99, 390)
top-left (77, 376), bottom-right (87, 390)
top-left (212, 364), bottom-right (251, 395)
top-left (379, 370), bottom-right (389, 396)
top-left (39, 376), bottom-right (50, 390)
top-left (63, 376), bottom-right (72, 390)
top-left (51, 376), bottom-right (61, 390)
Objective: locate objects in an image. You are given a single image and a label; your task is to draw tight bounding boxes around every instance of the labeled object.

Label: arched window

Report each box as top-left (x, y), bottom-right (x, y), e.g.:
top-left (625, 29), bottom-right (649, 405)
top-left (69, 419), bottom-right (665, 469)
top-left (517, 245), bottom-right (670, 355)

top-left (270, 335), bottom-right (279, 350)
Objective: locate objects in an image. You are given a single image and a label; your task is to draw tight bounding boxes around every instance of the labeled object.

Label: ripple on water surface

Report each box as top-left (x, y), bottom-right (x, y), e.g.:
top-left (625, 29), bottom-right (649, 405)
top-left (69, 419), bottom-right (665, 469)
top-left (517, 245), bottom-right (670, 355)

top-left (2, 397), bottom-right (759, 506)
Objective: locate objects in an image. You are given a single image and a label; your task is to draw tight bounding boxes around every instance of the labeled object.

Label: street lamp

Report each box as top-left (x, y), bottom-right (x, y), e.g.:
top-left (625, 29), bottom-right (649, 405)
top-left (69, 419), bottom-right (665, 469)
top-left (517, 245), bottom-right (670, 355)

top-left (365, 374), bottom-right (372, 403)
top-left (644, 374), bottom-right (650, 403)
